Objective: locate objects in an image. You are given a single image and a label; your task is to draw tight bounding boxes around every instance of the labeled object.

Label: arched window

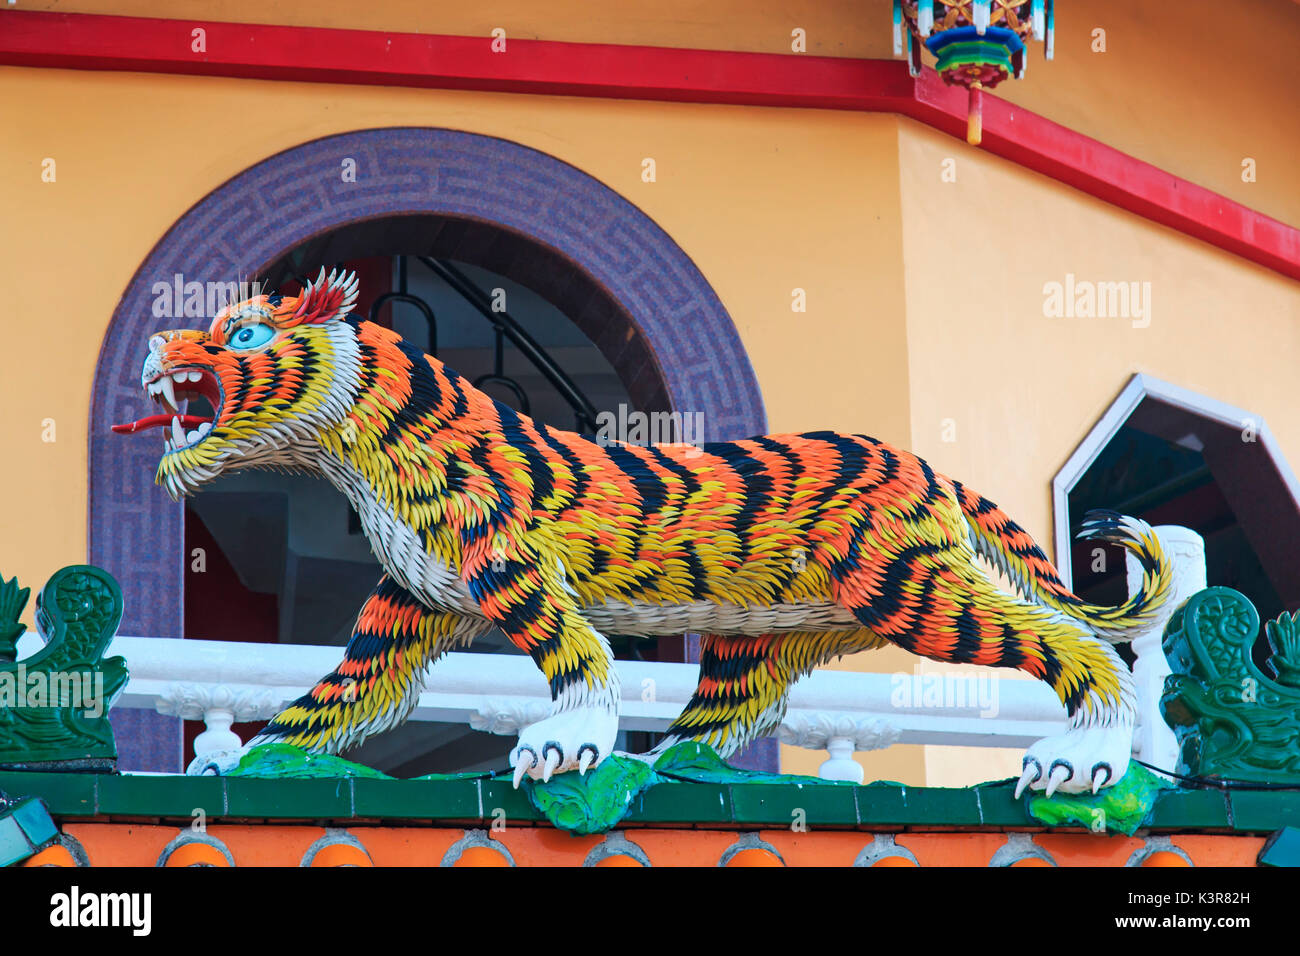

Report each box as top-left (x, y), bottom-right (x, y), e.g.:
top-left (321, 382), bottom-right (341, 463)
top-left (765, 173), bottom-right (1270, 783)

top-left (92, 129), bottom-right (768, 772)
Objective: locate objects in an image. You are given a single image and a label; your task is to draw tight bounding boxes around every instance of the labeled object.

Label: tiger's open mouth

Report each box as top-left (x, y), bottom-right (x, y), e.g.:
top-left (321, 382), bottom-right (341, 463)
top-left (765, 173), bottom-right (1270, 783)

top-left (112, 367), bottom-right (223, 453)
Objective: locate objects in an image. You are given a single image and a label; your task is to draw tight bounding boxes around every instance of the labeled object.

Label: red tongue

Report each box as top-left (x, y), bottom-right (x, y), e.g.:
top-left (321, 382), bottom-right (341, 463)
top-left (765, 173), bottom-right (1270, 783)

top-left (112, 414), bottom-right (210, 435)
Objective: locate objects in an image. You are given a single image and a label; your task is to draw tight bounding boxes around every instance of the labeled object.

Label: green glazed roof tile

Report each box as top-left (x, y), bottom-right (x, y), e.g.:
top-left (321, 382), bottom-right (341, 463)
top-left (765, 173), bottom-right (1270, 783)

top-left (1228, 790), bottom-right (1300, 833)
top-left (97, 773), bottom-right (226, 818)
top-left (974, 780), bottom-right (1036, 827)
top-left (854, 781), bottom-right (910, 823)
top-left (1148, 787), bottom-right (1231, 829)
top-left (897, 786), bottom-right (985, 826)
top-left (625, 780), bottom-right (733, 825)
top-left (0, 771), bottom-right (98, 815)
top-left (223, 776), bottom-right (355, 819)
top-left (728, 782), bottom-right (858, 827)
top-left (477, 778), bottom-right (543, 824)
top-left (352, 776), bottom-right (481, 820)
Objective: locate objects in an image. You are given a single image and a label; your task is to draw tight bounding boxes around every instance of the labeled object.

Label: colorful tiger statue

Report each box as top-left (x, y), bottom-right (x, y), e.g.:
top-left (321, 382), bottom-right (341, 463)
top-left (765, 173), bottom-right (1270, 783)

top-left (114, 269), bottom-right (1173, 796)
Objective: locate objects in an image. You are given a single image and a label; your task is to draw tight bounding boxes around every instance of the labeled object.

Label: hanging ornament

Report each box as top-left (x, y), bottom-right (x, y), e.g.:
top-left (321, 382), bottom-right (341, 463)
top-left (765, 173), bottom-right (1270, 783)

top-left (892, 1), bottom-right (1055, 146)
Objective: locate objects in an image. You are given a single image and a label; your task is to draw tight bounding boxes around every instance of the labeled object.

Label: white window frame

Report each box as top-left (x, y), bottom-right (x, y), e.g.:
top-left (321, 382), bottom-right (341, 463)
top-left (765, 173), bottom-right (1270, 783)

top-left (1051, 373), bottom-right (1300, 589)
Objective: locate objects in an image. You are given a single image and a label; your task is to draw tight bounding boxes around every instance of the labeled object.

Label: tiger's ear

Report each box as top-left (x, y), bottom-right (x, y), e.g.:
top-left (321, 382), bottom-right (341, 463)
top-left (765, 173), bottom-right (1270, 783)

top-left (285, 268), bottom-right (360, 326)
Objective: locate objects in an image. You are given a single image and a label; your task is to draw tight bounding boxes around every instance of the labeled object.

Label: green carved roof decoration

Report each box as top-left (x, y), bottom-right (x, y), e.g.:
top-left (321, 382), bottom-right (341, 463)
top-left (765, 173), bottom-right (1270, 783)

top-left (525, 753), bottom-right (656, 834)
top-left (0, 575), bottom-right (31, 663)
top-left (0, 566), bottom-right (128, 770)
top-left (1264, 609), bottom-right (1300, 688)
top-left (1161, 586), bottom-right (1300, 783)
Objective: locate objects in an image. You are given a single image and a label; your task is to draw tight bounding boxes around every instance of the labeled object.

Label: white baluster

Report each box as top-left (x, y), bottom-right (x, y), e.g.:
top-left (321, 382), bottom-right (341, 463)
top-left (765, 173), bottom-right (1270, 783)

top-left (155, 683), bottom-right (282, 760)
top-left (195, 705), bottom-right (240, 756)
top-left (779, 713), bottom-right (901, 783)
top-left (821, 737), bottom-right (863, 782)
top-left (1125, 525), bottom-right (1207, 780)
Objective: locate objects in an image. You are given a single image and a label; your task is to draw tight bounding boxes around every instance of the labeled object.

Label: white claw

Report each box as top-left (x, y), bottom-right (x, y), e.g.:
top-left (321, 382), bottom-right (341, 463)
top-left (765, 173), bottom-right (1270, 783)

top-left (578, 749), bottom-right (595, 776)
top-left (511, 750), bottom-right (534, 789)
top-left (1045, 763), bottom-right (1071, 798)
top-left (542, 748), bottom-right (560, 783)
top-left (1014, 761), bottom-right (1041, 799)
top-left (1092, 766), bottom-right (1110, 794)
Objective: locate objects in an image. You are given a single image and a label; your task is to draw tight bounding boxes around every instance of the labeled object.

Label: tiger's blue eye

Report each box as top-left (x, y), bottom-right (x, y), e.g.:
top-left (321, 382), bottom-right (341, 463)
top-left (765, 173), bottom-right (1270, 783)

top-left (230, 323), bottom-right (275, 350)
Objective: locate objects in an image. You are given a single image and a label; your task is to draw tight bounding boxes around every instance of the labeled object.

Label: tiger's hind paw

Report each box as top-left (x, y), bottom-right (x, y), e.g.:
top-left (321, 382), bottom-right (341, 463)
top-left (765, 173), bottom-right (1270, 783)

top-left (1014, 723), bottom-right (1132, 798)
top-left (509, 705), bottom-right (619, 788)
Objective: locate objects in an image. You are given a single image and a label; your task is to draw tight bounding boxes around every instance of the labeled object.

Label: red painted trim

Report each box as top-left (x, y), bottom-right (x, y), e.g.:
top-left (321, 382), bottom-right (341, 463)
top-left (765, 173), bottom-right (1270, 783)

top-left (3, 10), bottom-right (1298, 281)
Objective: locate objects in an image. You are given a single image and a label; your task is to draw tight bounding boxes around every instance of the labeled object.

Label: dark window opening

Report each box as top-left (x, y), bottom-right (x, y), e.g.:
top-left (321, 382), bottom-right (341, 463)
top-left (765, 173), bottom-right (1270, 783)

top-left (1067, 395), bottom-right (1300, 674)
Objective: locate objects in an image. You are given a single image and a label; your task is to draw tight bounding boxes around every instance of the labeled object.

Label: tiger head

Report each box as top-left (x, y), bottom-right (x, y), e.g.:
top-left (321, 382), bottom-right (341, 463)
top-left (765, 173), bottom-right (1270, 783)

top-left (114, 268), bottom-right (412, 500)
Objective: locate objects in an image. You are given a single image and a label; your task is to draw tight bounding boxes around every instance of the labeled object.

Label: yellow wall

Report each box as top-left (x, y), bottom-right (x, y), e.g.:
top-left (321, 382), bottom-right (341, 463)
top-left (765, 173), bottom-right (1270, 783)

top-left (895, 119), bottom-right (1300, 784)
top-left (24, 0), bottom-right (1300, 227)
top-left (2, 0), bottom-right (1298, 787)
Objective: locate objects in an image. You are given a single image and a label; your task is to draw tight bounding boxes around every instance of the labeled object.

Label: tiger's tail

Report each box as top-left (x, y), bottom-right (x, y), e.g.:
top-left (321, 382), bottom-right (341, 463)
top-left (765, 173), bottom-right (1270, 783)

top-left (951, 480), bottom-right (1174, 643)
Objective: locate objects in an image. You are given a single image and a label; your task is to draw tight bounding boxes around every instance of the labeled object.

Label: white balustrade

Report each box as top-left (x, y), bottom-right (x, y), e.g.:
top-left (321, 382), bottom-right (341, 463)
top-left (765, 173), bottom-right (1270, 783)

top-left (77, 636), bottom-right (1070, 774)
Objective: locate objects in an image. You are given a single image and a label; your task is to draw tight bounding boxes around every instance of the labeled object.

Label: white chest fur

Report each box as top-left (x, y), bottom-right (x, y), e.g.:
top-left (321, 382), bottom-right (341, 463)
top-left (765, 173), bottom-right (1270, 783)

top-left (317, 454), bottom-right (480, 616)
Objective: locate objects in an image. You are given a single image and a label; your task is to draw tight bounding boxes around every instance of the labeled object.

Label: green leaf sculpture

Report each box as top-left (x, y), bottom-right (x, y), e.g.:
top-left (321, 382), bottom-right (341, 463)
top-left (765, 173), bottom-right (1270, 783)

top-left (229, 742), bottom-right (394, 779)
top-left (0, 566), bottom-right (128, 771)
top-left (1265, 608), bottom-right (1300, 688)
top-left (0, 575), bottom-right (30, 663)
top-left (1027, 763), bottom-right (1170, 836)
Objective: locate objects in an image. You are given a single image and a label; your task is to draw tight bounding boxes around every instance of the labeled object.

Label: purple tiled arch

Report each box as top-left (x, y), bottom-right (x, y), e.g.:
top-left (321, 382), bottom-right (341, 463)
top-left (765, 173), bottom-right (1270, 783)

top-left (90, 127), bottom-right (768, 771)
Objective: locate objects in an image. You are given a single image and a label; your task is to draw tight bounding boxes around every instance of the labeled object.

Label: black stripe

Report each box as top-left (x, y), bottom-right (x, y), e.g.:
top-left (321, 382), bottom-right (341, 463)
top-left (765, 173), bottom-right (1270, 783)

top-left (497, 403), bottom-right (553, 509)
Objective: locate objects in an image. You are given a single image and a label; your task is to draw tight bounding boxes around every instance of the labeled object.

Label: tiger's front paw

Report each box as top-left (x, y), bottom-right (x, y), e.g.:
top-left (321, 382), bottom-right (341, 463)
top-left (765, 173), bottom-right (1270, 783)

top-left (186, 747), bottom-right (250, 777)
top-left (510, 706), bottom-right (619, 788)
top-left (1014, 723), bottom-right (1133, 798)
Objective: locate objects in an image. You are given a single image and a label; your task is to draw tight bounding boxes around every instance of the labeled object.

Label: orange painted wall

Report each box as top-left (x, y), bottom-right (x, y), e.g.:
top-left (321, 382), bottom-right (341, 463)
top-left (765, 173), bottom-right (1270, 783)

top-left (58, 822), bottom-right (1268, 867)
top-left (894, 118), bottom-right (1300, 785)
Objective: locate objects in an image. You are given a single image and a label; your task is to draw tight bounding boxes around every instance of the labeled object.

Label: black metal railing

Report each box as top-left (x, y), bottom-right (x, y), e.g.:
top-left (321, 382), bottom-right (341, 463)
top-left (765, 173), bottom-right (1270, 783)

top-left (355, 255), bottom-right (599, 434)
